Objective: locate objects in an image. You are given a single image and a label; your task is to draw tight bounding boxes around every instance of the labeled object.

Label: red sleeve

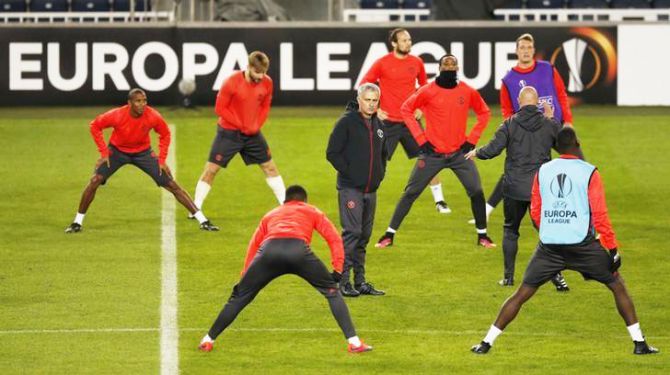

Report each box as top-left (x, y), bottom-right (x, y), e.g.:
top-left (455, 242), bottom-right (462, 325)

top-left (314, 211), bottom-right (345, 273)
top-left (89, 111), bottom-right (115, 158)
top-left (465, 88), bottom-right (491, 145)
top-left (153, 113), bottom-right (171, 165)
top-left (588, 170), bottom-right (618, 250)
top-left (214, 77), bottom-right (237, 124)
top-left (256, 79), bottom-right (273, 128)
top-left (359, 59), bottom-right (382, 85)
top-left (241, 219), bottom-right (268, 276)
top-left (417, 60), bottom-right (428, 86)
top-left (401, 89), bottom-right (428, 145)
top-left (530, 172), bottom-right (542, 227)
top-left (500, 82), bottom-right (514, 119)
top-left (553, 67), bottom-right (573, 124)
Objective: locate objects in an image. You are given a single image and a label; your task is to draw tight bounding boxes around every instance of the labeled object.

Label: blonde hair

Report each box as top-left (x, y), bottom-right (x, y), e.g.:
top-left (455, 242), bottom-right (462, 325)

top-left (516, 33), bottom-right (534, 48)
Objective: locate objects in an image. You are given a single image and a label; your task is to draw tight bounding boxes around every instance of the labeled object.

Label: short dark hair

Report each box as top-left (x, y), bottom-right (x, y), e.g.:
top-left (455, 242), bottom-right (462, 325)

top-left (128, 88), bottom-right (146, 100)
top-left (284, 185), bottom-right (307, 203)
top-left (438, 53), bottom-right (457, 66)
top-left (556, 126), bottom-right (579, 154)
top-left (388, 28), bottom-right (408, 45)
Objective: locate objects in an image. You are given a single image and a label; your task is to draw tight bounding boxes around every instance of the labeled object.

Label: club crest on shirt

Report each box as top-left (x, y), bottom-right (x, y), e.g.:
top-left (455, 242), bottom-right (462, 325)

top-left (458, 96), bottom-right (465, 105)
top-left (377, 129), bottom-right (384, 138)
top-left (347, 200), bottom-right (356, 209)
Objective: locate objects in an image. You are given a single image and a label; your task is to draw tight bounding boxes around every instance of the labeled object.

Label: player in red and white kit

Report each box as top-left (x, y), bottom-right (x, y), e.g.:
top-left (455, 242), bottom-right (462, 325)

top-left (198, 185), bottom-right (372, 353)
top-left (193, 51), bottom-right (285, 217)
top-left (65, 89), bottom-right (218, 233)
top-left (360, 28), bottom-right (452, 214)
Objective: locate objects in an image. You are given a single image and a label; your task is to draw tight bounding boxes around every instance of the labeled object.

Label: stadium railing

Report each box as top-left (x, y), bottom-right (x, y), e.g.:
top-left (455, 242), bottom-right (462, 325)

top-left (342, 8), bottom-right (430, 22)
top-left (0, 10), bottom-right (174, 23)
top-left (493, 8), bottom-right (670, 20)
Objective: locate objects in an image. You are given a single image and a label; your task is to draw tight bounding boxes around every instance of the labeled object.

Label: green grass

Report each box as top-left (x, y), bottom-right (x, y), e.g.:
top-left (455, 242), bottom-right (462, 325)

top-left (0, 105), bottom-right (669, 374)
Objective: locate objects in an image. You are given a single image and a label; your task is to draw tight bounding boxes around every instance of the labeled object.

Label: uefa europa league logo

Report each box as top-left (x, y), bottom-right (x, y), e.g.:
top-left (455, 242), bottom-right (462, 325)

top-left (550, 173), bottom-right (573, 199)
top-left (562, 38), bottom-right (588, 93)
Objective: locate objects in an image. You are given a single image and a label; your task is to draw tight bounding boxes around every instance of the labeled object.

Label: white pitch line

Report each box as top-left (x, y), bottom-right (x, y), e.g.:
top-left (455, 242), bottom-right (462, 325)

top-left (161, 125), bottom-right (178, 375)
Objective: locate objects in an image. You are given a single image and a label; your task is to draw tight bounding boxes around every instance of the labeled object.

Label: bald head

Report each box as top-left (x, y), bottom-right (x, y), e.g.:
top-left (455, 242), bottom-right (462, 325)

top-left (518, 86), bottom-right (539, 107)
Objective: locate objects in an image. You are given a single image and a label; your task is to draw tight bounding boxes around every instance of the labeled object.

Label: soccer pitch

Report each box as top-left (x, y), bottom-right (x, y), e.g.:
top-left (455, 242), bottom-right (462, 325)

top-left (0, 105), bottom-right (668, 374)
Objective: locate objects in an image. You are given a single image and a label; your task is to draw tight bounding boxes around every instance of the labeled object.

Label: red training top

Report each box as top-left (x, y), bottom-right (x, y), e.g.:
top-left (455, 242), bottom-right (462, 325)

top-left (360, 53), bottom-right (427, 123)
top-left (500, 60), bottom-right (573, 123)
top-left (90, 105), bottom-right (170, 165)
top-left (215, 71), bottom-right (273, 135)
top-left (401, 81), bottom-right (491, 154)
top-left (530, 155), bottom-right (618, 250)
top-left (242, 201), bottom-right (345, 275)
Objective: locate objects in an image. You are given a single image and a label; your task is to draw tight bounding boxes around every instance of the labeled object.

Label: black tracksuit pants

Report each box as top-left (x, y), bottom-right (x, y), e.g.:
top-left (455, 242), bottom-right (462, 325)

top-left (502, 198), bottom-right (532, 279)
top-left (207, 238), bottom-right (357, 340)
top-left (338, 188), bottom-right (376, 286)
top-left (389, 152), bottom-right (487, 231)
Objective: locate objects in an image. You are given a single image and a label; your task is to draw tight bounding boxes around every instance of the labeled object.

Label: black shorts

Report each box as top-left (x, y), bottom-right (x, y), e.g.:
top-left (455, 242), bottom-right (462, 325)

top-left (383, 120), bottom-right (420, 160)
top-left (523, 240), bottom-right (617, 287)
top-left (95, 145), bottom-right (172, 187)
top-left (208, 126), bottom-right (272, 168)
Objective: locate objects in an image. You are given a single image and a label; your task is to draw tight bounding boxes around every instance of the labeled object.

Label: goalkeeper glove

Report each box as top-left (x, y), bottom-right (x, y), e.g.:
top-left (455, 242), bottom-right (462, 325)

top-left (609, 248), bottom-right (621, 273)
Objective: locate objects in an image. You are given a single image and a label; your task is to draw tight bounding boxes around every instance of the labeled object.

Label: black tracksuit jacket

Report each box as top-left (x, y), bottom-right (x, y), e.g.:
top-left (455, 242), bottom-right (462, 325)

top-left (326, 106), bottom-right (387, 193)
top-left (476, 105), bottom-right (562, 201)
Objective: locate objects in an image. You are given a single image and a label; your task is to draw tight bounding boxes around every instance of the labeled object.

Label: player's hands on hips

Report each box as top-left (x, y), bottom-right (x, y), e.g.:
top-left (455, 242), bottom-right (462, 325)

top-left (376, 108), bottom-right (388, 121)
top-left (609, 248), bottom-right (621, 274)
top-left (159, 163), bottom-right (173, 178)
top-left (95, 157), bottom-right (110, 169)
top-left (414, 109), bottom-right (423, 120)
top-left (419, 141), bottom-right (435, 156)
top-left (464, 149), bottom-right (478, 160)
top-left (460, 141), bottom-right (475, 154)
top-left (331, 270), bottom-right (343, 283)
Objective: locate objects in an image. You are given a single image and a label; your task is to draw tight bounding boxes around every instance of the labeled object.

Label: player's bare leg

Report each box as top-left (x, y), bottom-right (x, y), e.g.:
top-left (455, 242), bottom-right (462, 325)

top-left (260, 159), bottom-right (285, 204)
top-left (165, 179), bottom-right (219, 231)
top-left (470, 284), bottom-right (538, 354)
top-left (66, 174), bottom-right (105, 233)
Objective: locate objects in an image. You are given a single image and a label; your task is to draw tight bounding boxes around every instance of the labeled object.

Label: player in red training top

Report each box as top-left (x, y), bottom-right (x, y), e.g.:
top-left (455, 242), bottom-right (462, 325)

top-left (360, 28), bottom-right (452, 214)
top-left (198, 185), bottom-right (373, 354)
top-left (375, 54), bottom-right (496, 249)
top-left (64, 89), bottom-right (218, 233)
top-left (474, 32), bottom-right (574, 225)
top-left (192, 51), bottom-right (285, 218)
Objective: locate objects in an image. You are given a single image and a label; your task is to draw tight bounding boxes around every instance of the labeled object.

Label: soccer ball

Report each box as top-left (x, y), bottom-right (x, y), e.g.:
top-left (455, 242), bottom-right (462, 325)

top-left (178, 78), bottom-right (196, 96)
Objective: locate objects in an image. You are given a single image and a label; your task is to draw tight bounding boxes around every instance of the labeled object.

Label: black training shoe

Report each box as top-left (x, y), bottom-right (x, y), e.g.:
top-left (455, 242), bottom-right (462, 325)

top-left (356, 282), bottom-right (385, 296)
top-left (498, 277), bottom-right (514, 287)
top-left (199, 221), bottom-right (220, 231)
top-left (65, 223), bottom-right (82, 234)
top-left (471, 341), bottom-right (491, 354)
top-left (551, 273), bottom-right (570, 292)
top-left (340, 282), bottom-right (360, 297)
top-left (634, 340), bottom-right (660, 355)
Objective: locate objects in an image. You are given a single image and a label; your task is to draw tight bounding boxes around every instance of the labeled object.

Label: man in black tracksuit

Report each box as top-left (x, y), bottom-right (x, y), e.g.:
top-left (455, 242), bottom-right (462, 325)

top-left (327, 83), bottom-right (387, 297)
top-left (466, 86), bottom-right (569, 290)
